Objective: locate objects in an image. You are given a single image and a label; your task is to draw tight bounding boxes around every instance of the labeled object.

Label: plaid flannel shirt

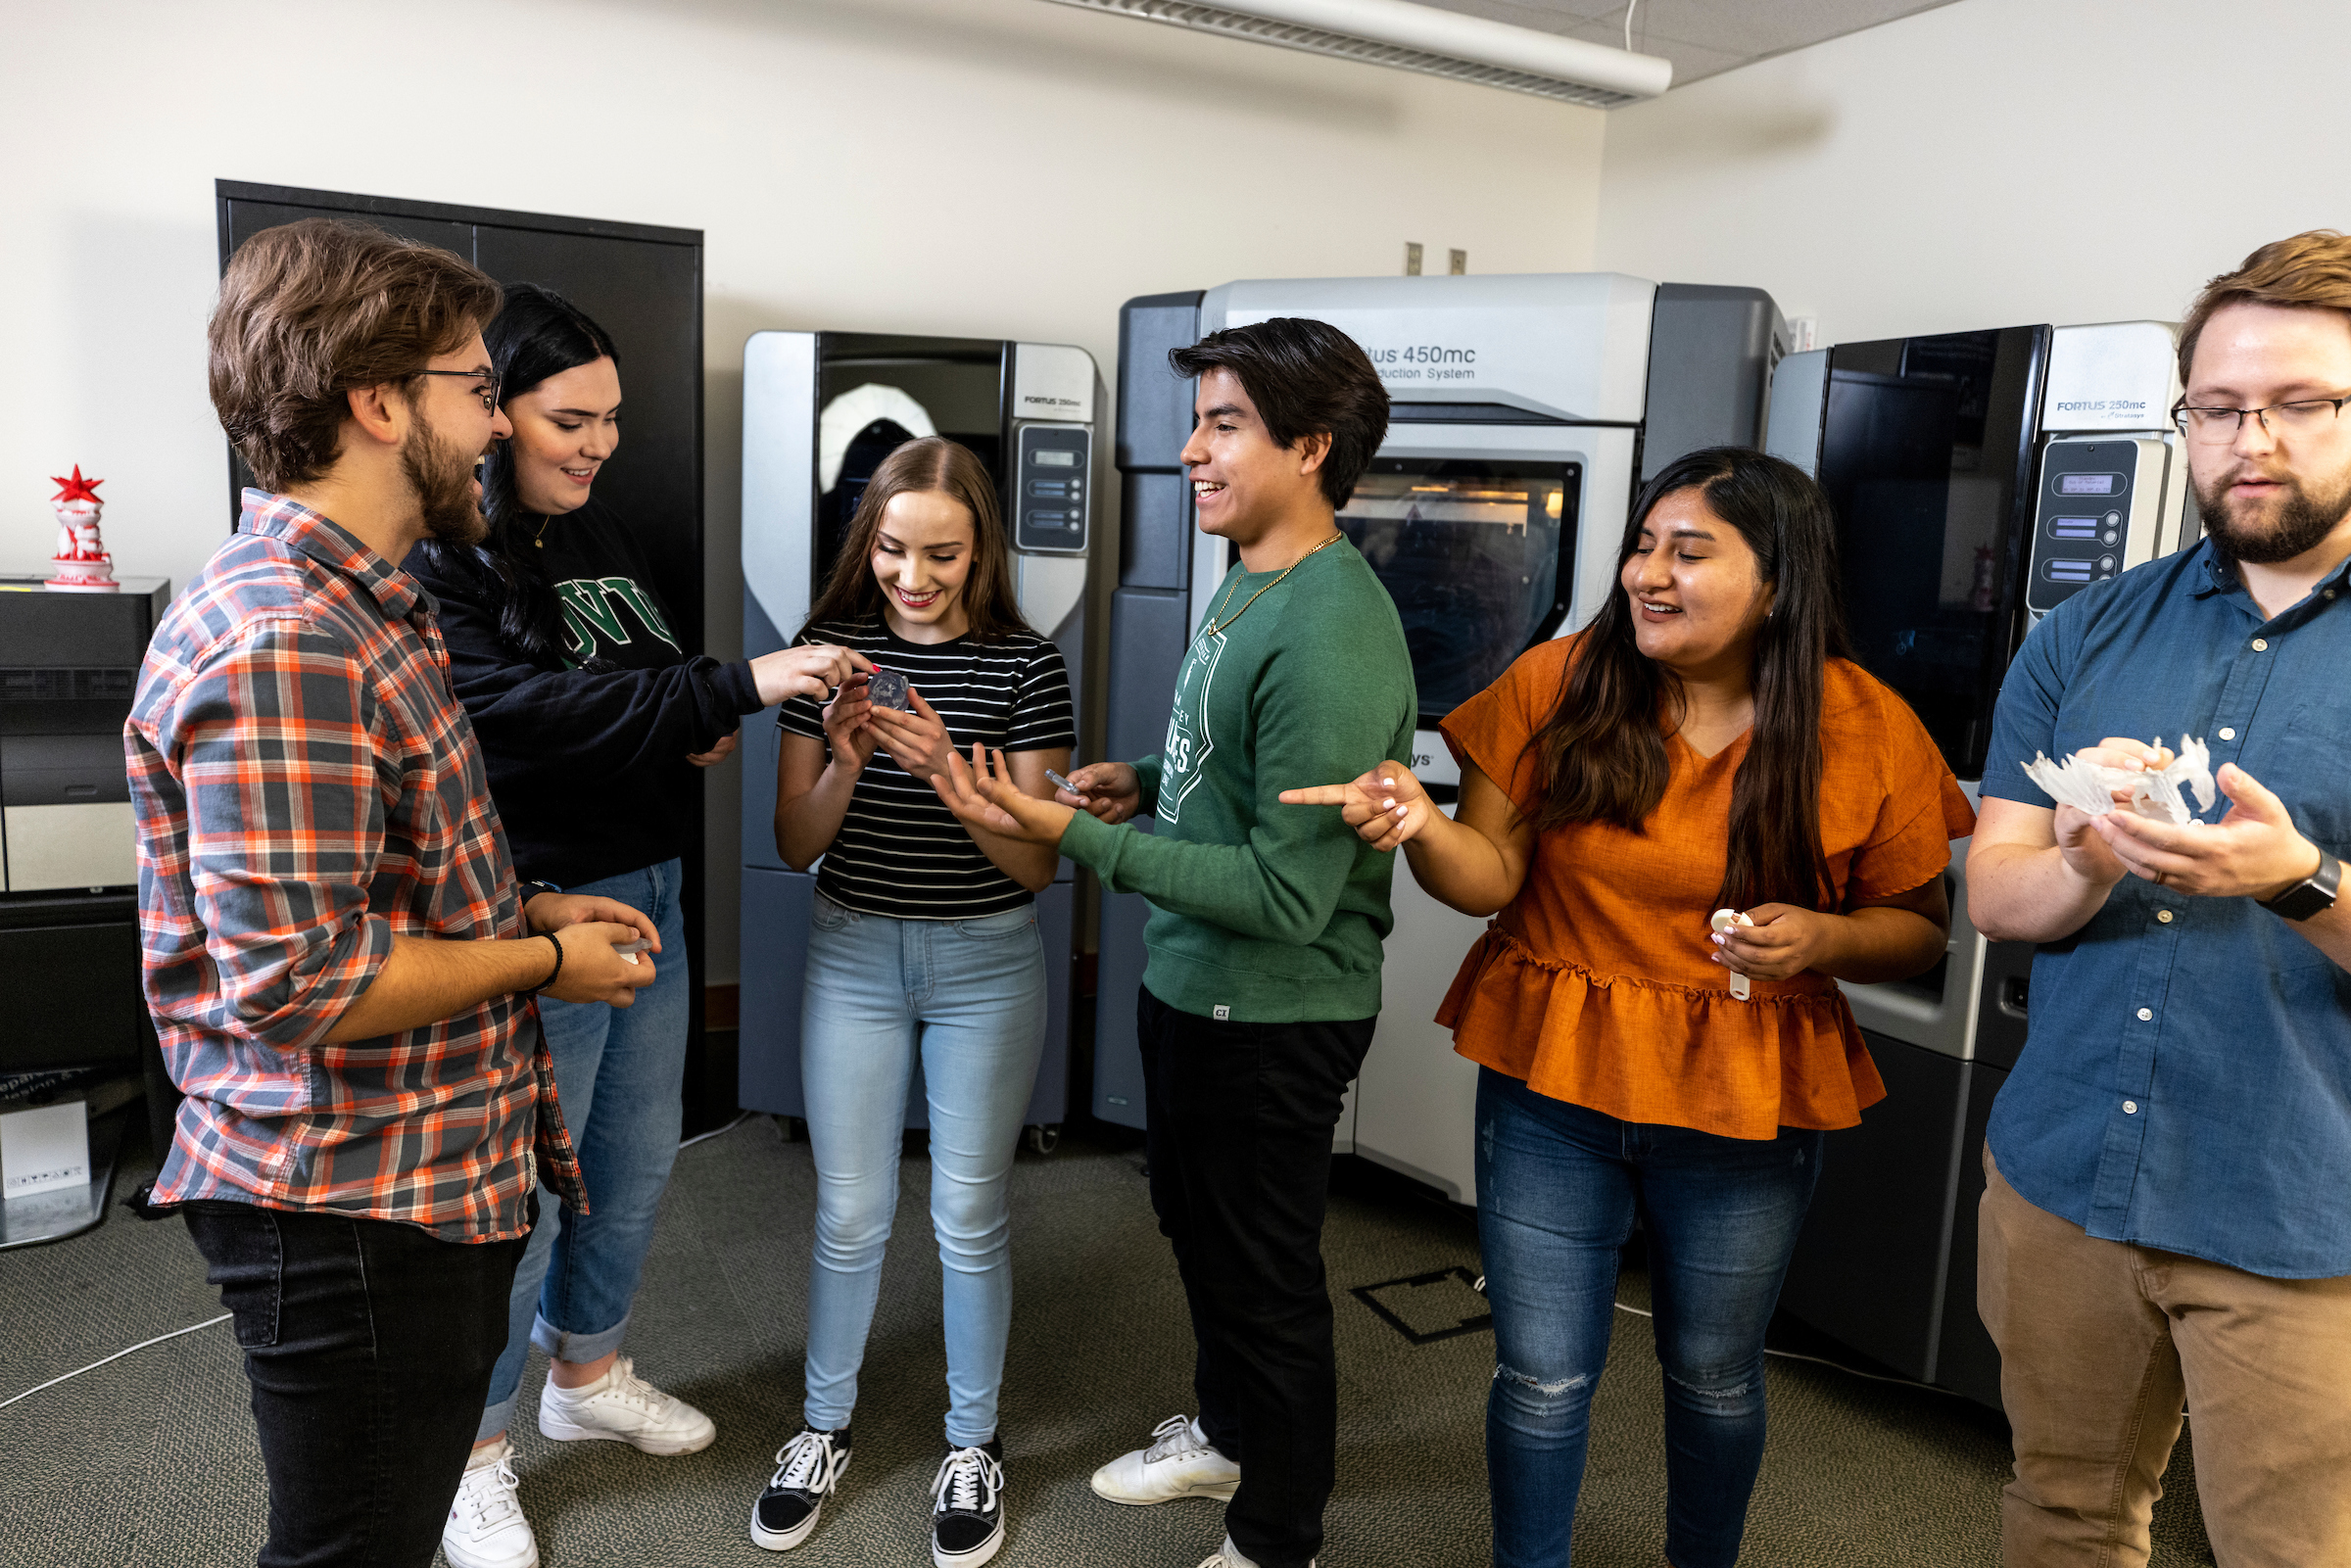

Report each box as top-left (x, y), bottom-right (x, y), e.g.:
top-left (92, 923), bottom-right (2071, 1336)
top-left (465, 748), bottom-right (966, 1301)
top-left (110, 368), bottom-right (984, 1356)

top-left (127, 492), bottom-right (583, 1243)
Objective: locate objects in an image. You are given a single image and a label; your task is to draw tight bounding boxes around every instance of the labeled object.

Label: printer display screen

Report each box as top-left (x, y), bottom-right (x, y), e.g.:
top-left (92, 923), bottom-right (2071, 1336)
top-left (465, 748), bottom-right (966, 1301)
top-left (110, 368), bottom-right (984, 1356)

top-left (1337, 459), bottom-right (1576, 729)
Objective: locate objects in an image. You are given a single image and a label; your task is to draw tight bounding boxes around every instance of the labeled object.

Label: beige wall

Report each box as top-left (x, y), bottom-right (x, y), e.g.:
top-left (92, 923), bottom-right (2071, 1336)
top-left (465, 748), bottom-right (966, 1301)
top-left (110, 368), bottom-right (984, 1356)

top-left (2, 0), bottom-right (1607, 981)
top-left (1596, 0), bottom-right (2351, 343)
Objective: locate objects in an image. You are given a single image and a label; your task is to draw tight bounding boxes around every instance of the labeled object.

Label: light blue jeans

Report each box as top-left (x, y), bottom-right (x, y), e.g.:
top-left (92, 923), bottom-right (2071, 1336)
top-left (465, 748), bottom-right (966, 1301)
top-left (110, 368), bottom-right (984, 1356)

top-left (477, 858), bottom-right (691, 1443)
top-left (799, 891), bottom-right (1047, 1448)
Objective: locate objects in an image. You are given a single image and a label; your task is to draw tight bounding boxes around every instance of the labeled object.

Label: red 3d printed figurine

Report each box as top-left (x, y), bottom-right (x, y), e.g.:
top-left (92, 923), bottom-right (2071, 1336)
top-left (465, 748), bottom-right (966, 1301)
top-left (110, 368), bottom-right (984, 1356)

top-left (46, 465), bottom-right (119, 592)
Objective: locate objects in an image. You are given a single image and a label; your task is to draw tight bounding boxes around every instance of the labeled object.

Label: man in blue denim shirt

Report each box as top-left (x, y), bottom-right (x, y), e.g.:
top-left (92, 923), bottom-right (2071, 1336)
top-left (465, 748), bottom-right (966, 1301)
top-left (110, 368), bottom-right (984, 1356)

top-left (1971, 232), bottom-right (2351, 1566)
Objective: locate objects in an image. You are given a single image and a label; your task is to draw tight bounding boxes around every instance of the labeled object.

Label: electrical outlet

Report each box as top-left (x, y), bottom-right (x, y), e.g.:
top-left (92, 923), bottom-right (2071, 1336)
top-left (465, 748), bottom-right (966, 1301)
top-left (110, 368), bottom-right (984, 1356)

top-left (1404, 242), bottom-right (1423, 276)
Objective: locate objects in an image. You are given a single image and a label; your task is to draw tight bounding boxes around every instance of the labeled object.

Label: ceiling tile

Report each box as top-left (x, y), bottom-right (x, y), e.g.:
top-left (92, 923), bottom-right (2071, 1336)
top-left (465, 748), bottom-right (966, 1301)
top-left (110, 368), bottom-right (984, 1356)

top-left (1407, 0), bottom-right (1963, 88)
top-left (1549, 17), bottom-right (1751, 84)
top-left (1622, 0), bottom-right (1956, 60)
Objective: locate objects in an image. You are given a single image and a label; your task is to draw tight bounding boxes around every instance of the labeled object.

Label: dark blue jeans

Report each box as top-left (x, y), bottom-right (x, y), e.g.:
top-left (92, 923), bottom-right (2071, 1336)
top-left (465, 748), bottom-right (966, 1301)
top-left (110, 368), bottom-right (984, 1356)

top-left (1474, 1068), bottom-right (1823, 1568)
top-left (178, 1198), bottom-right (527, 1567)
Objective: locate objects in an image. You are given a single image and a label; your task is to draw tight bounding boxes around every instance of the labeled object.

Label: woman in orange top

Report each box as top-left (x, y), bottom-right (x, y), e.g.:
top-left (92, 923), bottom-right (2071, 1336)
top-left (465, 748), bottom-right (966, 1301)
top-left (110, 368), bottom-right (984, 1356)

top-left (1284, 447), bottom-right (1972, 1568)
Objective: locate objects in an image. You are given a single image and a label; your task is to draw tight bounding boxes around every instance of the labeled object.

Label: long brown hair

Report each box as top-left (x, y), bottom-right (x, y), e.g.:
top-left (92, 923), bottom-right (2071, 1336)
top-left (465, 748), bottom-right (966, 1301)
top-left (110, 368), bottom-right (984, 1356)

top-left (1527, 447), bottom-right (1850, 912)
top-left (798, 436), bottom-right (1033, 641)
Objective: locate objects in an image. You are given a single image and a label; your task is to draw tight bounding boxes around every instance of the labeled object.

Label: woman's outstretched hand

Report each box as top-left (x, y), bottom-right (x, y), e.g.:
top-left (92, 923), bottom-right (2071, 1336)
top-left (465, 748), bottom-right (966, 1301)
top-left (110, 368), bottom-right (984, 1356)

top-left (933, 743), bottom-right (1077, 846)
top-left (1278, 762), bottom-right (1434, 853)
top-left (749, 642), bottom-right (873, 707)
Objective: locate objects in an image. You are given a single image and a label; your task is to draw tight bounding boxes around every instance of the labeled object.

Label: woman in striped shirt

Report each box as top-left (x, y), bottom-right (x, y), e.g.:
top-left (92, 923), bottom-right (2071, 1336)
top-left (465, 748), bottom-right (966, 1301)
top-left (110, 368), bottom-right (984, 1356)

top-left (753, 436), bottom-right (1073, 1567)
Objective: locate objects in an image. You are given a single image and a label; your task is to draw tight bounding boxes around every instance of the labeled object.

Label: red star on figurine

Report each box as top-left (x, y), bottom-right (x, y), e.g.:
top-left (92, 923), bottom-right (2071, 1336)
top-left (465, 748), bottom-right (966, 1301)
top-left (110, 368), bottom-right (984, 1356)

top-left (50, 465), bottom-right (104, 504)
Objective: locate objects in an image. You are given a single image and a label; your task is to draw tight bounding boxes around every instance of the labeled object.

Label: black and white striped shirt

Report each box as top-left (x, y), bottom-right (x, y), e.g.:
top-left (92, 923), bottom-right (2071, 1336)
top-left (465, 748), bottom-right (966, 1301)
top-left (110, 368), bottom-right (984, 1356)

top-left (778, 616), bottom-right (1076, 919)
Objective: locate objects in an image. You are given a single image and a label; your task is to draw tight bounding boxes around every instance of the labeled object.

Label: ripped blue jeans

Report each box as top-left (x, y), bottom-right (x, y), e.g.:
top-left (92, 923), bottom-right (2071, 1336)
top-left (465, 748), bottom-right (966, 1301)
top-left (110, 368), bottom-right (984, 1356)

top-left (1473, 1067), bottom-right (1823, 1568)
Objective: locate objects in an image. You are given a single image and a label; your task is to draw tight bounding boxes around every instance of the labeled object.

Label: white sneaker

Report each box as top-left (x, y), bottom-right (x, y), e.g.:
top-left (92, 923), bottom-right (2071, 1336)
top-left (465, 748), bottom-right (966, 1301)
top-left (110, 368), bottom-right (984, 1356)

top-left (1196, 1537), bottom-right (1315, 1568)
top-left (1089, 1414), bottom-right (1241, 1505)
top-left (537, 1354), bottom-right (717, 1455)
top-left (443, 1440), bottom-right (539, 1568)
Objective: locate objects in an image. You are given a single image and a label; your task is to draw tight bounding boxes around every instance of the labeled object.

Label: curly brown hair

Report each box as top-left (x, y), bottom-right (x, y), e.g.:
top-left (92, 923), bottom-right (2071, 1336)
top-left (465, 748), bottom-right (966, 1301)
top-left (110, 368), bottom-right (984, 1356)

top-left (2179, 229), bottom-right (2351, 386)
top-left (209, 217), bottom-right (503, 492)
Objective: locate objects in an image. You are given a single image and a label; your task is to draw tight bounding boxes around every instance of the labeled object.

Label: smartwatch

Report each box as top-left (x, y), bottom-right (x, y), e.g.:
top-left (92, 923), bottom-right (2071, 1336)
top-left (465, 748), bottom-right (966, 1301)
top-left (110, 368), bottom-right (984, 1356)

top-left (2258, 849), bottom-right (2340, 923)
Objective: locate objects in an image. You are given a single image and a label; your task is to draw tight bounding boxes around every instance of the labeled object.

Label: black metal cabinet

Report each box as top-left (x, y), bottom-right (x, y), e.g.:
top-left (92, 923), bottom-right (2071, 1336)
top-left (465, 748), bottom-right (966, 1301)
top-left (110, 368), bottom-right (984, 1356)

top-left (213, 182), bottom-right (723, 1125)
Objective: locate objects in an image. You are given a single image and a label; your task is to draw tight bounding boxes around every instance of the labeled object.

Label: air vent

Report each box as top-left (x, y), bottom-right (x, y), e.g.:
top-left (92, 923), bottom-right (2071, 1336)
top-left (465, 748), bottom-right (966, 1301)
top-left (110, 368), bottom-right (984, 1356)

top-left (1038, 0), bottom-right (1672, 108)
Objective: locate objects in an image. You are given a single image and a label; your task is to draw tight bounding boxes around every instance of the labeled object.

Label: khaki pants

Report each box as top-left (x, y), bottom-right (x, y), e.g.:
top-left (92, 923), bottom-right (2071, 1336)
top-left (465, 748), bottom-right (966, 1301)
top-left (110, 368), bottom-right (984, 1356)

top-left (1977, 1149), bottom-right (2351, 1566)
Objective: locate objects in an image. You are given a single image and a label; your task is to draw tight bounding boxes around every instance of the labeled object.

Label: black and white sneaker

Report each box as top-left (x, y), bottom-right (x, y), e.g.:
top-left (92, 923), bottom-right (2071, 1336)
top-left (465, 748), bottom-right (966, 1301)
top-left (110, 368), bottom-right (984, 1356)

top-left (929, 1438), bottom-right (1006, 1567)
top-left (749, 1426), bottom-right (851, 1551)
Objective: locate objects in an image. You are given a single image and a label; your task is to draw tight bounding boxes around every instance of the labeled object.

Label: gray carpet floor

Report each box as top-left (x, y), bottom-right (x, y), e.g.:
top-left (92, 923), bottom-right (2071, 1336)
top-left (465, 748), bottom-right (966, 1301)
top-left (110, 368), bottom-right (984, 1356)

top-left (1, 1116), bottom-right (2216, 1567)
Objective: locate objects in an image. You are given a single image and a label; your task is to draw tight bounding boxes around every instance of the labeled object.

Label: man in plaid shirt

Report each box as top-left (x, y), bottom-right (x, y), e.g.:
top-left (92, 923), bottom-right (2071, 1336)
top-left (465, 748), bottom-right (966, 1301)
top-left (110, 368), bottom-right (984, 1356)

top-left (129, 218), bottom-right (661, 1567)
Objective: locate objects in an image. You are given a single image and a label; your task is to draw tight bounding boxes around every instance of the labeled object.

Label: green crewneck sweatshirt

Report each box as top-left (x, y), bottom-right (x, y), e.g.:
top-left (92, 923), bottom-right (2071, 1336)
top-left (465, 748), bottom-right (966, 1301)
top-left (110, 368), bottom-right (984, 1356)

top-left (1059, 538), bottom-right (1415, 1023)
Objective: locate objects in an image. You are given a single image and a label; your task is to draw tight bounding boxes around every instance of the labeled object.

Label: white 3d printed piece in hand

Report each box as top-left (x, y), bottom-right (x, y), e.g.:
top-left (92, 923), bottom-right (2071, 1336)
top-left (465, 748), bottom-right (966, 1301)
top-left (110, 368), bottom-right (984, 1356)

top-left (1711, 909), bottom-right (1754, 1000)
top-left (2021, 735), bottom-right (2217, 825)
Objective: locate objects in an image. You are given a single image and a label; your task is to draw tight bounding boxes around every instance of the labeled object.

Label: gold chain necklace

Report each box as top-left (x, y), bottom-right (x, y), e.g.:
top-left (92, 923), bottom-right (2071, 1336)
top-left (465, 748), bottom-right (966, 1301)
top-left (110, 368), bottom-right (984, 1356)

top-left (1202, 533), bottom-right (1344, 638)
top-left (532, 515), bottom-right (553, 548)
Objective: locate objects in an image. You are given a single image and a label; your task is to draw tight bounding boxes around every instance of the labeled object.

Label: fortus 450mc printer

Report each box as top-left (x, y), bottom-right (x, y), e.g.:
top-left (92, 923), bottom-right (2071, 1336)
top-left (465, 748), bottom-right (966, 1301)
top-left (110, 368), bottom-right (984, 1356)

top-left (1098, 273), bottom-right (1788, 1197)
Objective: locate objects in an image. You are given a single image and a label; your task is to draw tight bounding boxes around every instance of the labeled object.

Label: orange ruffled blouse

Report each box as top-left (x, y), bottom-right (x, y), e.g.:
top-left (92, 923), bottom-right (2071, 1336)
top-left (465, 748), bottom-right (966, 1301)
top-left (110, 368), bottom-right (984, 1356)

top-left (1436, 636), bottom-right (1977, 1141)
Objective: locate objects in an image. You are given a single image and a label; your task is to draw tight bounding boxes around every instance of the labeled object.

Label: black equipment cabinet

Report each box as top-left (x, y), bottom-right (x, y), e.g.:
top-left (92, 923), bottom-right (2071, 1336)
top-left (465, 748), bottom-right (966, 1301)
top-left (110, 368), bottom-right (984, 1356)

top-left (1, 582), bottom-right (171, 1080)
top-left (213, 183), bottom-right (724, 1125)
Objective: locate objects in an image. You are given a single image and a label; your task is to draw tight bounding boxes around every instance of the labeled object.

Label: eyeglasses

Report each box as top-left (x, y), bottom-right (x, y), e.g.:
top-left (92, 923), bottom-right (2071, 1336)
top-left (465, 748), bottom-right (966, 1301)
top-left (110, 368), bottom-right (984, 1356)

top-left (414, 368), bottom-right (503, 413)
top-left (2171, 395), bottom-right (2351, 443)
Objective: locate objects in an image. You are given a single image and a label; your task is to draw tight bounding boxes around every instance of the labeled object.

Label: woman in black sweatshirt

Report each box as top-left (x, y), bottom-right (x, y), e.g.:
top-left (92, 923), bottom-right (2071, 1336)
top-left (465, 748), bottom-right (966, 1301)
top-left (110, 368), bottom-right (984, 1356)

top-left (408, 284), bottom-right (864, 1568)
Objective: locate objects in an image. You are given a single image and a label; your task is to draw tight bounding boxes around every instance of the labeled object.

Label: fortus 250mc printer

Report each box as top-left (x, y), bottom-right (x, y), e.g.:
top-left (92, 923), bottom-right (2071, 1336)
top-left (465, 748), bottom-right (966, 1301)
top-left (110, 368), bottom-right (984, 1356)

top-left (737, 331), bottom-right (1101, 1142)
top-left (1098, 273), bottom-right (1787, 1198)
top-left (1767, 319), bottom-right (2196, 1408)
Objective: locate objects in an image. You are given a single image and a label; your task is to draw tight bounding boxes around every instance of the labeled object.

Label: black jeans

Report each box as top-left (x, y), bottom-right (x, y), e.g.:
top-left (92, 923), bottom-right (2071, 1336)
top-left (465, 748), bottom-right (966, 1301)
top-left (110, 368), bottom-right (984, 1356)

top-left (178, 1200), bottom-right (527, 1568)
top-left (1138, 988), bottom-right (1377, 1568)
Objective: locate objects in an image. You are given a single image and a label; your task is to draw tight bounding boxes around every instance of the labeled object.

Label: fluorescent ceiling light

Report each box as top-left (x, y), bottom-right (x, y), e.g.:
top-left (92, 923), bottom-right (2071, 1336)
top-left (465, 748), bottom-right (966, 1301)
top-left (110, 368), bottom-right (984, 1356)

top-left (1039, 0), bottom-right (1673, 107)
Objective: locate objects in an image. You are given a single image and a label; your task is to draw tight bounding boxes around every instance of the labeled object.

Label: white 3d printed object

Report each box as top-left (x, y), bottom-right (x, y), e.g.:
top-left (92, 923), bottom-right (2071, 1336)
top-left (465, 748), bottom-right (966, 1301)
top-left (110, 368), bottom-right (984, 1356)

top-left (2022, 736), bottom-right (2217, 826)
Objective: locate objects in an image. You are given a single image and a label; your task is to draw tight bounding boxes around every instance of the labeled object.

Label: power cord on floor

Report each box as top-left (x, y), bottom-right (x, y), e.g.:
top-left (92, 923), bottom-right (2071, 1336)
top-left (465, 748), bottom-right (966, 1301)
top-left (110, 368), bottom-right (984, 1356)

top-left (678, 1109), bottom-right (752, 1151)
top-left (7, 1109), bottom-right (755, 1414)
top-left (0, 1312), bottom-right (232, 1412)
top-left (1607, 1300), bottom-right (1972, 1399)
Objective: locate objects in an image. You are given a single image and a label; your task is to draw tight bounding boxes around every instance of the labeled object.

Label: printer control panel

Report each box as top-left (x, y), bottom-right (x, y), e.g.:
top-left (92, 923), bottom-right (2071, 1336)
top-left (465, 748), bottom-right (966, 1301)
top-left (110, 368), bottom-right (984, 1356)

top-left (1014, 424), bottom-right (1090, 555)
top-left (2027, 437), bottom-right (2166, 616)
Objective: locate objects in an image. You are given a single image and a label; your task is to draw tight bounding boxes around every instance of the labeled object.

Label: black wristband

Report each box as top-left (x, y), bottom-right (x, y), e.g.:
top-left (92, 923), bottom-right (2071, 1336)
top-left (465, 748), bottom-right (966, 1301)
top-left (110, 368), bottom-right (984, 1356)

top-left (528, 932), bottom-right (564, 996)
top-left (2258, 849), bottom-right (2340, 923)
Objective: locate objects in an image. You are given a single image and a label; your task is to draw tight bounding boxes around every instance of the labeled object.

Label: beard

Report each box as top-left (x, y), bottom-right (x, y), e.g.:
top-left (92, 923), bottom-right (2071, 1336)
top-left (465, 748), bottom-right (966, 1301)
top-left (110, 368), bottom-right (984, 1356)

top-left (401, 407), bottom-right (490, 547)
top-left (2195, 458), bottom-right (2351, 566)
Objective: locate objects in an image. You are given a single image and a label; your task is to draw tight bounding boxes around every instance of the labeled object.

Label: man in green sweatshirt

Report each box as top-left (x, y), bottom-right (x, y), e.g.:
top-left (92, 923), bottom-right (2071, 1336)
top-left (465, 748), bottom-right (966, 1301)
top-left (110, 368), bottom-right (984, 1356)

top-left (935, 316), bottom-right (1414, 1568)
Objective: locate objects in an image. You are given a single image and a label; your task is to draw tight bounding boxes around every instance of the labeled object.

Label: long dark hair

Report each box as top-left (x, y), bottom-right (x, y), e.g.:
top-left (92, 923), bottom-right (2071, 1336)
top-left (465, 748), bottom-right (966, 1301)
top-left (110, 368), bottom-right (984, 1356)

top-left (412, 283), bottom-right (619, 665)
top-left (799, 437), bottom-right (1033, 642)
top-left (1529, 447), bottom-right (1850, 912)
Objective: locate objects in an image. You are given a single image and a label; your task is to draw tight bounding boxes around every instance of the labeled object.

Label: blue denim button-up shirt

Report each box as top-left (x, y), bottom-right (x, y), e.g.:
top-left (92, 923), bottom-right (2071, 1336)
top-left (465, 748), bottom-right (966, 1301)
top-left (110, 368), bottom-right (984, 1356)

top-left (1982, 537), bottom-right (2351, 1278)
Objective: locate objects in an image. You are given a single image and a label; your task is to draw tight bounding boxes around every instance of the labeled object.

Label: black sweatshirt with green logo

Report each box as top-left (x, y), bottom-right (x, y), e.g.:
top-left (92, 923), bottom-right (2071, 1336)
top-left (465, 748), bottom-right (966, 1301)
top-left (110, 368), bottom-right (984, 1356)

top-left (408, 499), bottom-right (764, 887)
